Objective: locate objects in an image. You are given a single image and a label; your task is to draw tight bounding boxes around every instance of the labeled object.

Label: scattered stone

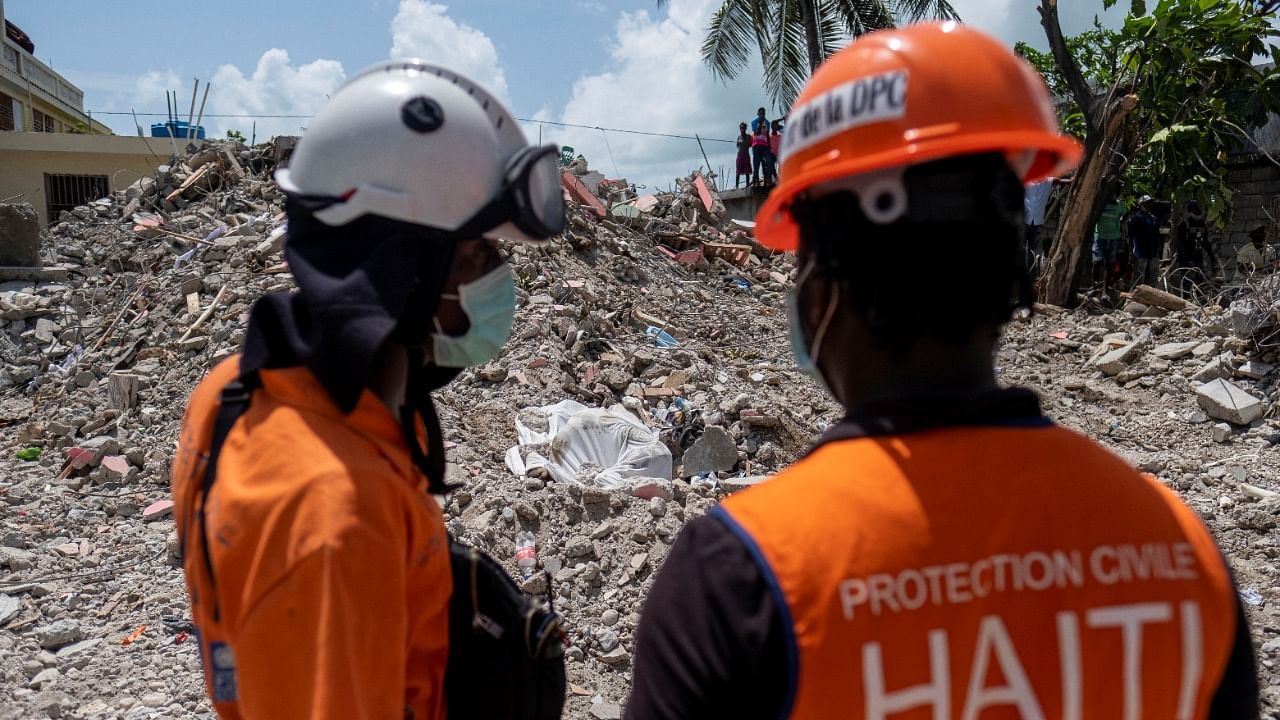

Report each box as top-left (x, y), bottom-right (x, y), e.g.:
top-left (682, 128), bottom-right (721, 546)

top-left (1212, 423), bottom-right (1233, 444)
top-left (601, 609), bottom-right (619, 626)
top-left (0, 593), bottom-right (20, 624)
top-left (143, 499), bottom-right (175, 521)
top-left (591, 702), bottom-right (623, 720)
top-left (1236, 360), bottom-right (1274, 380)
top-left (1151, 341), bottom-right (1199, 360)
top-left (28, 667), bottom-right (60, 690)
top-left (35, 620), bottom-right (84, 650)
top-left (1196, 379), bottom-right (1266, 425)
top-left (680, 425), bottom-right (738, 477)
top-left (1093, 342), bottom-right (1143, 376)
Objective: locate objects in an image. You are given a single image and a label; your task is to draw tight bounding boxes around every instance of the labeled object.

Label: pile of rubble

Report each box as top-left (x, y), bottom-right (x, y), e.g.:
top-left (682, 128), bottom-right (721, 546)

top-left (0, 136), bottom-right (1277, 718)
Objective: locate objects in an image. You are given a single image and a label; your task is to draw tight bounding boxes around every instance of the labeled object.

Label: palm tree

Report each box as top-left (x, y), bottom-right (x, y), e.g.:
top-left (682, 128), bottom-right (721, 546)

top-left (658, 0), bottom-right (959, 108)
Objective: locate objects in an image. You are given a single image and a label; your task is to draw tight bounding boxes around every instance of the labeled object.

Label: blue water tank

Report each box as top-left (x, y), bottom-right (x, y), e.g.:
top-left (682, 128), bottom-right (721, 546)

top-left (150, 121), bottom-right (206, 139)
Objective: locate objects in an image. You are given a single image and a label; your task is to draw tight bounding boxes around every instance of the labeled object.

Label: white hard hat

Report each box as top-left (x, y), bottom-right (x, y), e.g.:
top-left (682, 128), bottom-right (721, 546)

top-left (276, 60), bottom-right (563, 242)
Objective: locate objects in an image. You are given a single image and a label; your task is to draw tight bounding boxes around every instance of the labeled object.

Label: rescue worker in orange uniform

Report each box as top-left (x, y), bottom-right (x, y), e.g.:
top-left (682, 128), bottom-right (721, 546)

top-left (171, 61), bottom-right (563, 719)
top-left (627, 23), bottom-right (1258, 719)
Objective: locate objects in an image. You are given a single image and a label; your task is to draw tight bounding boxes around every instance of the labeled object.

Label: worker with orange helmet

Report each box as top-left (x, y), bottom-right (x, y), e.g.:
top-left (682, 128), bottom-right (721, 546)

top-left (626, 23), bottom-right (1257, 719)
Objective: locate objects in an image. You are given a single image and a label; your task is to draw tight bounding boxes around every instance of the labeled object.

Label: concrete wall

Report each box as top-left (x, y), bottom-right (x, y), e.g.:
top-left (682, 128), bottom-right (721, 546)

top-left (0, 132), bottom-right (172, 225)
top-left (1222, 155), bottom-right (1280, 273)
top-left (720, 187), bottom-right (770, 224)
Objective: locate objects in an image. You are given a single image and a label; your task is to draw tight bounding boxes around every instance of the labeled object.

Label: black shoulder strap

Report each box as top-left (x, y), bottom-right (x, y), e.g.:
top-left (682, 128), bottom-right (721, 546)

top-left (197, 369), bottom-right (261, 623)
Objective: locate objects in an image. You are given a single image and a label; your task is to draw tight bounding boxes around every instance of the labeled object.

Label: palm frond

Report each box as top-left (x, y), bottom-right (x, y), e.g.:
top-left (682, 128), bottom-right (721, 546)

top-left (764, 0), bottom-right (812, 108)
top-left (892, 0), bottom-right (960, 22)
top-left (700, 0), bottom-right (761, 81)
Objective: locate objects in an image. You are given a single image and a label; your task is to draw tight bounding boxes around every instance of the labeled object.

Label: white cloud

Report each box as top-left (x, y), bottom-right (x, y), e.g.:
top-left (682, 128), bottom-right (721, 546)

top-left (389, 0), bottom-right (510, 104)
top-left (206, 49), bottom-right (345, 139)
top-left (548, 0), bottom-right (767, 191)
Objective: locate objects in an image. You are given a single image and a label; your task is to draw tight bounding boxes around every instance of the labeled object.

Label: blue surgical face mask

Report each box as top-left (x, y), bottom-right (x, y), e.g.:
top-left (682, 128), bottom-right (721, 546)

top-left (431, 263), bottom-right (516, 368)
top-left (786, 261), bottom-right (839, 385)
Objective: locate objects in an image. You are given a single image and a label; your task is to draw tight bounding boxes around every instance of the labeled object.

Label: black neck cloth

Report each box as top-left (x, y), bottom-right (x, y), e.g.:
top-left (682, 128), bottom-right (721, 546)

top-left (241, 197), bottom-right (461, 493)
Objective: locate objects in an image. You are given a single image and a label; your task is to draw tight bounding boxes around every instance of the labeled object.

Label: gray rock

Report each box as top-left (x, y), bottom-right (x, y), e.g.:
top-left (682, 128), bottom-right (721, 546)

top-left (0, 593), bottom-right (19, 624)
top-left (598, 647), bottom-right (630, 666)
top-left (599, 630), bottom-right (619, 652)
top-left (1196, 379), bottom-right (1266, 425)
top-left (1236, 360), bottom-right (1274, 380)
top-left (34, 620), bottom-right (84, 649)
top-left (1093, 342), bottom-right (1142, 376)
top-left (681, 425), bottom-right (738, 477)
top-left (601, 609), bottom-right (620, 626)
top-left (28, 667), bottom-right (60, 689)
top-left (1192, 353), bottom-right (1234, 383)
top-left (1212, 423), bottom-right (1233, 444)
top-left (55, 638), bottom-right (102, 660)
top-left (1151, 341), bottom-right (1198, 360)
top-left (565, 535), bottom-right (593, 558)
top-left (591, 703), bottom-right (622, 720)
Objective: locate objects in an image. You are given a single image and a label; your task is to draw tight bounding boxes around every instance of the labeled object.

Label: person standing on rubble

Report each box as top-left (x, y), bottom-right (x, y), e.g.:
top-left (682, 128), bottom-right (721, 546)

top-left (627, 23), bottom-right (1258, 720)
top-left (736, 122), bottom-right (752, 189)
top-left (1129, 195), bottom-right (1164, 288)
top-left (752, 115), bottom-right (772, 187)
top-left (171, 61), bottom-right (565, 719)
top-left (1172, 199), bottom-right (1211, 297)
top-left (1092, 198), bottom-right (1127, 297)
top-left (769, 120), bottom-right (784, 184)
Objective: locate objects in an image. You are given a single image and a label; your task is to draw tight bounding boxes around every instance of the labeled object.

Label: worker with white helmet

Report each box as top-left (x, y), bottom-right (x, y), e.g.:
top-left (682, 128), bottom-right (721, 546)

top-left (171, 61), bottom-right (565, 719)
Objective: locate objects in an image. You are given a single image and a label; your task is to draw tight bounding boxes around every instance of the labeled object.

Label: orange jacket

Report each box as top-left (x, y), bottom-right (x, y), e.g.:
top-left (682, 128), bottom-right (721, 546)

top-left (719, 424), bottom-right (1237, 719)
top-left (172, 356), bottom-right (451, 720)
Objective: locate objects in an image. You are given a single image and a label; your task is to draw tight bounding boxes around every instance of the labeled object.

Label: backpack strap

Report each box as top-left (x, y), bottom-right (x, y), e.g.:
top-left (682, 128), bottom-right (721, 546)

top-left (197, 369), bottom-right (261, 623)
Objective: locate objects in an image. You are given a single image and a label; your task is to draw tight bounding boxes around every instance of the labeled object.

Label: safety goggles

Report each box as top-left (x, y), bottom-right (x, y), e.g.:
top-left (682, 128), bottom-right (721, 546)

top-left (291, 144), bottom-right (565, 241)
top-left (453, 144), bottom-right (565, 241)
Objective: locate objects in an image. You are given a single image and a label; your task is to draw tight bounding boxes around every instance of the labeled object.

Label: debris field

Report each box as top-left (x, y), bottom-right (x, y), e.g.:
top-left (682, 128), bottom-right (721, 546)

top-left (0, 139), bottom-right (1277, 718)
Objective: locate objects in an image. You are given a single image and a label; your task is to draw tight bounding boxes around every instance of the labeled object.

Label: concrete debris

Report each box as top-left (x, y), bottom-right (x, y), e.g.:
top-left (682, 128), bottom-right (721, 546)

top-left (0, 136), bottom-right (1276, 717)
top-left (0, 202), bottom-right (42, 268)
top-left (1196, 379), bottom-right (1267, 426)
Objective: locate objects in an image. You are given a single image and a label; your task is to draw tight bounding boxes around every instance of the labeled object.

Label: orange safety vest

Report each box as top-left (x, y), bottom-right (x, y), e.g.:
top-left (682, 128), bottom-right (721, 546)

top-left (718, 423), bottom-right (1237, 720)
top-left (172, 357), bottom-right (451, 720)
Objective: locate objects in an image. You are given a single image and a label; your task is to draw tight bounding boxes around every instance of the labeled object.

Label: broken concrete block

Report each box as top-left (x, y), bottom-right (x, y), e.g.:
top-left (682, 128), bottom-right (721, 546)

top-left (1093, 342), bottom-right (1142, 376)
top-left (143, 499), bottom-right (175, 522)
top-left (681, 425), bottom-right (738, 477)
top-left (1192, 354), bottom-right (1235, 383)
top-left (1195, 379), bottom-right (1266, 425)
top-left (1151, 341), bottom-right (1198, 360)
top-left (1236, 361), bottom-right (1274, 380)
top-left (0, 593), bottom-right (20, 625)
top-left (34, 620), bottom-right (84, 649)
top-left (1212, 423), bottom-right (1232, 444)
top-left (0, 203), bottom-right (42, 267)
top-left (1190, 341), bottom-right (1219, 358)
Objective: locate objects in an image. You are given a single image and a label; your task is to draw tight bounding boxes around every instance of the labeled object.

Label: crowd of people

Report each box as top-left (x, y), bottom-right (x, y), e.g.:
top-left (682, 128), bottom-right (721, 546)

top-left (1023, 181), bottom-right (1275, 302)
top-left (735, 107), bottom-right (784, 189)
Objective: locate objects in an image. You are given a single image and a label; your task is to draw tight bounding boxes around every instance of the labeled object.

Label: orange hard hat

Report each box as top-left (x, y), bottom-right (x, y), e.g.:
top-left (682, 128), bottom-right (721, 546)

top-left (755, 22), bottom-right (1082, 251)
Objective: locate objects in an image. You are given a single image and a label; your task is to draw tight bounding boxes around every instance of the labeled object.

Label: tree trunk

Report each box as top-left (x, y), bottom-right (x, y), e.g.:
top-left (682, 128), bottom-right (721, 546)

top-left (1040, 95), bottom-right (1139, 305)
top-left (802, 0), bottom-right (823, 72)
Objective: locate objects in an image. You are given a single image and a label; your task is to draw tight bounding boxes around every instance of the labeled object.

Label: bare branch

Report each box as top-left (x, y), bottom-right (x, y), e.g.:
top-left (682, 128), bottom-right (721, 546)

top-left (1038, 0), bottom-right (1099, 135)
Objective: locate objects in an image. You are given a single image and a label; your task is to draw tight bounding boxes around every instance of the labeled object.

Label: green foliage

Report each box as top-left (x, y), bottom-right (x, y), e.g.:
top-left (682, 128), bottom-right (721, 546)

top-left (1024, 0), bottom-right (1280, 227)
top-left (661, 0), bottom-right (959, 109)
top-left (226, 129), bottom-right (248, 144)
top-left (16, 447), bottom-right (41, 461)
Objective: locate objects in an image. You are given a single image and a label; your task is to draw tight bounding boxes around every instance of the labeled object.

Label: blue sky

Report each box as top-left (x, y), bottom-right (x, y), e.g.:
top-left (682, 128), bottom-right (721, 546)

top-left (8, 0), bottom-right (1127, 189)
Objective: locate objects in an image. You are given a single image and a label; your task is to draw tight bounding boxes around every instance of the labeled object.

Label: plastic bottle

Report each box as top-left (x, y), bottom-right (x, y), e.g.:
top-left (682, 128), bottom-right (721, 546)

top-left (515, 531), bottom-right (537, 579)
